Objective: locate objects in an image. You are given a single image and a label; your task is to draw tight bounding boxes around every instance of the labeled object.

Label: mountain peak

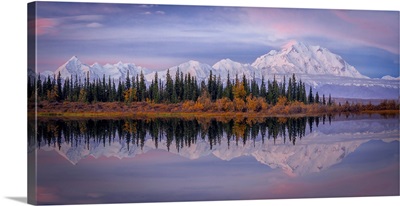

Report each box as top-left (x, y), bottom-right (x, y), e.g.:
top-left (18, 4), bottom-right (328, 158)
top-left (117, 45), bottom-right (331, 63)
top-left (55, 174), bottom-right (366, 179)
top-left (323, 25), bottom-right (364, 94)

top-left (186, 60), bottom-right (201, 65)
top-left (281, 40), bottom-right (300, 50)
top-left (381, 75), bottom-right (400, 80)
top-left (68, 55), bottom-right (79, 61)
top-left (252, 42), bottom-right (368, 79)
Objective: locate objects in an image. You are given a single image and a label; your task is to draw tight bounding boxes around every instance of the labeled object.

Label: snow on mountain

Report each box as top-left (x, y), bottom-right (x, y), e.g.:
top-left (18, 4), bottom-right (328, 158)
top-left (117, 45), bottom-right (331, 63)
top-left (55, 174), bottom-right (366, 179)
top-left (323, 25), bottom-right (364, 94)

top-left (46, 56), bottom-right (149, 81)
top-left (212, 58), bottom-right (259, 79)
top-left (40, 42), bottom-right (369, 82)
top-left (33, 42), bottom-right (398, 99)
top-left (146, 60), bottom-right (214, 82)
top-left (381, 75), bottom-right (400, 80)
top-left (252, 41), bottom-right (368, 79)
top-left (55, 56), bottom-right (91, 79)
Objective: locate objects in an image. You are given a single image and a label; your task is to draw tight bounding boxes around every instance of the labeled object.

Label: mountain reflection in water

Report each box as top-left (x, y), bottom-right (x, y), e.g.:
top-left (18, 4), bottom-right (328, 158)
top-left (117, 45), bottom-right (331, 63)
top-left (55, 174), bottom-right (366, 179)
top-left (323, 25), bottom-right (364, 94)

top-left (29, 114), bottom-right (399, 204)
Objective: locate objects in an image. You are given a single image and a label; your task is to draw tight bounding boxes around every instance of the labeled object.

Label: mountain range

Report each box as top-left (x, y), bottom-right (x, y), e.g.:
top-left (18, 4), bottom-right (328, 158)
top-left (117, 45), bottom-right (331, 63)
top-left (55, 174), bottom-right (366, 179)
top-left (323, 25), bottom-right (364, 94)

top-left (34, 41), bottom-right (399, 99)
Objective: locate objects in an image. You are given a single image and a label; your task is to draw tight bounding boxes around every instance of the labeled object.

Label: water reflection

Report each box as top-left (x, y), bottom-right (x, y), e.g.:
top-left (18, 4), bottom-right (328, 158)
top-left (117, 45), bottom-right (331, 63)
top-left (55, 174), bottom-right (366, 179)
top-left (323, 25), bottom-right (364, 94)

top-left (29, 115), bottom-right (399, 175)
top-left (29, 116), bottom-right (326, 151)
top-left (29, 114), bottom-right (399, 204)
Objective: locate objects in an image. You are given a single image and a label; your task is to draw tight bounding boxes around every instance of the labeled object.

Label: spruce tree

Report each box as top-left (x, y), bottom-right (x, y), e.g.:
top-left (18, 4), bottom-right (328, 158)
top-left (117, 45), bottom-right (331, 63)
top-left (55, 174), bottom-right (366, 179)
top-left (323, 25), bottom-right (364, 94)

top-left (56, 71), bottom-right (62, 101)
top-left (175, 68), bottom-right (181, 101)
top-left (308, 87), bottom-right (314, 104)
top-left (166, 69), bottom-right (174, 102)
top-left (302, 83), bottom-right (307, 103)
top-left (139, 70), bottom-right (146, 101)
top-left (37, 74), bottom-right (42, 98)
top-left (291, 73), bottom-right (297, 101)
top-left (315, 92), bottom-right (320, 104)
top-left (287, 77), bottom-right (292, 101)
top-left (224, 71), bottom-right (233, 100)
top-left (153, 72), bottom-right (159, 103)
top-left (125, 70), bottom-right (131, 90)
top-left (260, 75), bottom-right (267, 100)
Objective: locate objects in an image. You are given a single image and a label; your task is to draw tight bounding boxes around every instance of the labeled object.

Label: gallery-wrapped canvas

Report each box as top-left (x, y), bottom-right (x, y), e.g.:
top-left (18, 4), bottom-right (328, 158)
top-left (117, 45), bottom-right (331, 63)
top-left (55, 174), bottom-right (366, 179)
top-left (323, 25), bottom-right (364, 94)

top-left (28, 1), bottom-right (399, 205)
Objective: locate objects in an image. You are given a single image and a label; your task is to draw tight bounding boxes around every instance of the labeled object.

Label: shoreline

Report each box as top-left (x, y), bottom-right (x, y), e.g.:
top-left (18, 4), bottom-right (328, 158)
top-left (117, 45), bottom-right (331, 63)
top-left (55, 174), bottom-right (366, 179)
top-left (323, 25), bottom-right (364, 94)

top-left (31, 110), bottom-right (399, 120)
top-left (28, 101), bottom-right (399, 120)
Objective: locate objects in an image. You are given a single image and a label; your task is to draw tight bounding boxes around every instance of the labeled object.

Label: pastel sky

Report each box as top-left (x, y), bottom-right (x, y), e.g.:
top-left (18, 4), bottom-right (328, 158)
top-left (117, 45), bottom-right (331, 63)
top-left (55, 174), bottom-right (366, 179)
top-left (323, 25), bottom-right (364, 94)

top-left (30, 2), bottom-right (399, 78)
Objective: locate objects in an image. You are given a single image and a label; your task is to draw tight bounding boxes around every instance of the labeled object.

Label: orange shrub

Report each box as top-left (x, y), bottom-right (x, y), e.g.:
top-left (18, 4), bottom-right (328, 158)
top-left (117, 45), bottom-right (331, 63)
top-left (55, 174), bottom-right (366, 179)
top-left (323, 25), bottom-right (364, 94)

top-left (216, 97), bottom-right (234, 112)
top-left (233, 98), bottom-right (246, 112)
top-left (193, 102), bottom-right (204, 111)
top-left (246, 95), bottom-right (263, 112)
top-left (182, 100), bottom-right (195, 112)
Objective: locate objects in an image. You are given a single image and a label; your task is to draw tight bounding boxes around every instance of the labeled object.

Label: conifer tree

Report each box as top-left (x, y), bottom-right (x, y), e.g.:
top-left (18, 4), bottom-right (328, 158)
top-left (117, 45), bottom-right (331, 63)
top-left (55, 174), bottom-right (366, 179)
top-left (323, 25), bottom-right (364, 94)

top-left (291, 73), bottom-right (297, 101)
top-left (260, 75), bottom-right (267, 100)
top-left (308, 87), bottom-right (314, 104)
top-left (302, 83), bottom-right (307, 103)
top-left (56, 71), bottom-right (62, 101)
top-left (224, 72), bottom-right (233, 100)
top-left (37, 74), bottom-right (42, 98)
top-left (281, 75), bottom-right (286, 98)
top-left (153, 72), bottom-right (160, 103)
top-left (125, 70), bottom-right (131, 91)
top-left (216, 75), bottom-right (223, 100)
top-left (166, 69), bottom-right (174, 103)
top-left (287, 77), bottom-right (292, 101)
top-left (139, 70), bottom-right (146, 101)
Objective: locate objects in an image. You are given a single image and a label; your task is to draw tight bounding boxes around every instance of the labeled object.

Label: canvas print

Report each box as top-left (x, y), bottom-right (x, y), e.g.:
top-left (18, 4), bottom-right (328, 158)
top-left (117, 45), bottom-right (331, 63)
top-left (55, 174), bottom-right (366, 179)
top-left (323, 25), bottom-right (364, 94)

top-left (27, 1), bottom-right (399, 205)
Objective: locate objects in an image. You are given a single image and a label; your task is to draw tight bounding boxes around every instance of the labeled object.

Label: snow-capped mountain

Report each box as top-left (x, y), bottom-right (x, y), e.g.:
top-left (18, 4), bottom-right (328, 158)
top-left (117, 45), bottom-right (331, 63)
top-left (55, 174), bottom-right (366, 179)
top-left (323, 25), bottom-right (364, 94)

top-left (52, 56), bottom-right (149, 81)
top-left (35, 42), bottom-right (398, 99)
top-left (212, 58), bottom-right (258, 79)
top-left (252, 41), bottom-right (368, 79)
top-left (381, 75), bottom-right (400, 80)
top-left (41, 42), bottom-right (368, 81)
top-left (145, 60), bottom-right (214, 81)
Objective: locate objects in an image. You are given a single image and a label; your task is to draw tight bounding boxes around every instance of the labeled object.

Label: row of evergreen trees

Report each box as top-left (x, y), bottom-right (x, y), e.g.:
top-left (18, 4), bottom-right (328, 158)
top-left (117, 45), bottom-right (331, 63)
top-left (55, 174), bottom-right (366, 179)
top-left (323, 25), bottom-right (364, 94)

top-left (28, 69), bottom-right (332, 106)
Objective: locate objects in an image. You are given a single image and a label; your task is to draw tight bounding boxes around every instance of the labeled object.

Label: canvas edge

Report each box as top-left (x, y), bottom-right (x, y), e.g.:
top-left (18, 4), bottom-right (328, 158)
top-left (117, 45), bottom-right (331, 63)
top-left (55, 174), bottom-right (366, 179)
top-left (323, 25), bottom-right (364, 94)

top-left (27, 1), bottom-right (37, 205)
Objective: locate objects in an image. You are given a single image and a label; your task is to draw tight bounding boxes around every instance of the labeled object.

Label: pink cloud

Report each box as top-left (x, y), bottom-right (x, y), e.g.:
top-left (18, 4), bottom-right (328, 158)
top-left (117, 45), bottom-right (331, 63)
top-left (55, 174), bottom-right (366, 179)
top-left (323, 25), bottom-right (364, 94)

top-left (243, 8), bottom-right (399, 54)
top-left (29, 18), bottom-right (58, 35)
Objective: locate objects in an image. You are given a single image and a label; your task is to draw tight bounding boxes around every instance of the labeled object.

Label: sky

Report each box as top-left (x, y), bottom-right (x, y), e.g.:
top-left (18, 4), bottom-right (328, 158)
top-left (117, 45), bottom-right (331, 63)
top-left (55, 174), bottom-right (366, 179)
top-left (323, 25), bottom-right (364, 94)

top-left (29, 2), bottom-right (399, 78)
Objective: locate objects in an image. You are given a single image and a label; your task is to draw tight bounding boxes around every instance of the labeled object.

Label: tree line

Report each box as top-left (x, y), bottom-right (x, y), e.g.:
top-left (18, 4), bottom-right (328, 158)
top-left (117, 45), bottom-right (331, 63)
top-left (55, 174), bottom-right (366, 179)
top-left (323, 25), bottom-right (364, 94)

top-left (28, 69), bottom-right (333, 107)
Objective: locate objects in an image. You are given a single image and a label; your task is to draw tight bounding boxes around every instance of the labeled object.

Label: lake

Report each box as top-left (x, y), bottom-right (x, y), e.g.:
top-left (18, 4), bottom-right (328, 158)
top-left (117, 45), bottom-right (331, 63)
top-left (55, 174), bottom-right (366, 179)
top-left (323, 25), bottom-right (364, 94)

top-left (28, 114), bottom-right (399, 204)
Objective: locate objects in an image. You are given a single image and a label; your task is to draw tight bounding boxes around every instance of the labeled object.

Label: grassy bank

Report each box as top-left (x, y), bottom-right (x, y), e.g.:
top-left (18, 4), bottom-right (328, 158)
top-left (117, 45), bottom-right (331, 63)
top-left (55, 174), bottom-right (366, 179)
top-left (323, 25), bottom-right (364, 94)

top-left (29, 100), bottom-right (399, 119)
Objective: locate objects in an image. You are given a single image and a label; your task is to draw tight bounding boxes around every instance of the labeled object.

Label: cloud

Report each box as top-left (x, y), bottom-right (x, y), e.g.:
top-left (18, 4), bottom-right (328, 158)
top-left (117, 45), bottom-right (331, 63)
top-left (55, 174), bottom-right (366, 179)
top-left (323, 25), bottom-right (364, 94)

top-left (33, 18), bottom-right (59, 35)
top-left (72, 14), bottom-right (104, 21)
top-left (32, 15), bottom-right (105, 36)
top-left (35, 3), bottom-right (399, 77)
top-left (243, 8), bottom-right (399, 55)
top-left (86, 22), bottom-right (103, 28)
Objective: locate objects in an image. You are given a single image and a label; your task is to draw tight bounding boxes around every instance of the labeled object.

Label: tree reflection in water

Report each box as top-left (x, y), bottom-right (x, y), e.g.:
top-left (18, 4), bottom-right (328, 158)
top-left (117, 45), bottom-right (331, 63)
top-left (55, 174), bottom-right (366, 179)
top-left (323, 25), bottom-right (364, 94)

top-left (28, 116), bottom-right (335, 152)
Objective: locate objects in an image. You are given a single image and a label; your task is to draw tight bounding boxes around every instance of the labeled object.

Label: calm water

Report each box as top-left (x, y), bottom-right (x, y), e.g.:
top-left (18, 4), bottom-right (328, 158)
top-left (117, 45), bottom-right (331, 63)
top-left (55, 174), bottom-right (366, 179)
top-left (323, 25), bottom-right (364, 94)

top-left (28, 114), bottom-right (399, 205)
